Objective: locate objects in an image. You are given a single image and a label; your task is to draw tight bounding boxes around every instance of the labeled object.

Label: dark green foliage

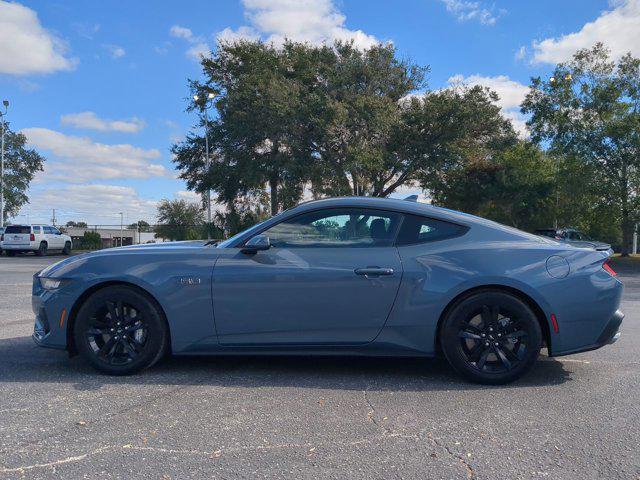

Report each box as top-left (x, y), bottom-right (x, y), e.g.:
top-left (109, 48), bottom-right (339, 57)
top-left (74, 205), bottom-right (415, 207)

top-left (154, 199), bottom-right (205, 241)
top-left (80, 231), bottom-right (102, 250)
top-left (1, 125), bottom-right (45, 222)
top-left (522, 43), bottom-right (640, 254)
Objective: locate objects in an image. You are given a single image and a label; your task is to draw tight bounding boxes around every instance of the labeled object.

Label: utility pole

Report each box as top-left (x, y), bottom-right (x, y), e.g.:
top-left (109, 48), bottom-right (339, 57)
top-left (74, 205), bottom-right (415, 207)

top-left (193, 92), bottom-right (216, 239)
top-left (119, 212), bottom-right (123, 247)
top-left (0, 100), bottom-right (9, 228)
top-left (51, 209), bottom-right (56, 226)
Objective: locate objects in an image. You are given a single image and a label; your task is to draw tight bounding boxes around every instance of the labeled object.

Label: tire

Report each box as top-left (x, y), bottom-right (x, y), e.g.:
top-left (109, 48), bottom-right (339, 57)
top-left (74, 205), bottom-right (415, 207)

top-left (440, 290), bottom-right (542, 385)
top-left (36, 242), bottom-right (47, 256)
top-left (62, 242), bottom-right (72, 255)
top-left (73, 286), bottom-right (169, 375)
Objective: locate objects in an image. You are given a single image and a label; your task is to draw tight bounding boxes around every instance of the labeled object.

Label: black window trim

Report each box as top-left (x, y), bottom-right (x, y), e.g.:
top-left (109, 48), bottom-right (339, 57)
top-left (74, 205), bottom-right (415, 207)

top-left (236, 206), bottom-right (469, 249)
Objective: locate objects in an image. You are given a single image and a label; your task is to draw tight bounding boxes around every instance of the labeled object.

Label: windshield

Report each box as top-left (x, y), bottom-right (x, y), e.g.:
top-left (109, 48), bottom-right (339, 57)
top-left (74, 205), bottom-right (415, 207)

top-left (5, 225), bottom-right (31, 234)
top-left (216, 217), bottom-right (274, 248)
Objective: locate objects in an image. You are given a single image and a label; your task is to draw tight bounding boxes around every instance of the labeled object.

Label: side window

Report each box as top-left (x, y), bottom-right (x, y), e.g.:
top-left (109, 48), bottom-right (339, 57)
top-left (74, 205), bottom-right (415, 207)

top-left (43, 226), bottom-right (51, 234)
top-left (51, 227), bottom-right (61, 235)
top-left (33, 226), bottom-right (41, 234)
top-left (396, 214), bottom-right (468, 246)
top-left (261, 208), bottom-right (401, 248)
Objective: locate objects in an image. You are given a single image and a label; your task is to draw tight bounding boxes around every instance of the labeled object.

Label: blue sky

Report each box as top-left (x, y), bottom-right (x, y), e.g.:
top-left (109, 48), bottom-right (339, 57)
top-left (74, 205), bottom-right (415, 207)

top-left (1, 0), bottom-right (638, 225)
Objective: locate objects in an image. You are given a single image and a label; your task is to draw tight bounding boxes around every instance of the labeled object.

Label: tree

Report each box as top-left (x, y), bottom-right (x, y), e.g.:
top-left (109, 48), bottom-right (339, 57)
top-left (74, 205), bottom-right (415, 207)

top-left (154, 199), bottom-right (205, 241)
top-left (522, 43), bottom-right (640, 255)
top-left (309, 42), bottom-right (427, 197)
top-left (431, 141), bottom-right (556, 231)
top-left (128, 220), bottom-right (151, 232)
top-left (80, 231), bottom-right (102, 250)
top-left (1, 125), bottom-right (45, 222)
top-left (66, 221), bottom-right (88, 228)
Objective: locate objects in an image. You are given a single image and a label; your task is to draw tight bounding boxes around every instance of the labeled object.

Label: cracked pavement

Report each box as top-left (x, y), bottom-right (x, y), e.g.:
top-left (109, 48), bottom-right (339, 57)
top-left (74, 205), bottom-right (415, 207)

top-left (0, 256), bottom-right (639, 479)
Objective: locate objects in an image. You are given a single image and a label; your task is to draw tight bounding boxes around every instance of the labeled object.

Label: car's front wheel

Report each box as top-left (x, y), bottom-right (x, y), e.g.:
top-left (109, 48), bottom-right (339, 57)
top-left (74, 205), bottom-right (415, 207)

top-left (62, 241), bottom-right (72, 255)
top-left (440, 290), bottom-right (542, 385)
top-left (73, 286), bottom-right (169, 375)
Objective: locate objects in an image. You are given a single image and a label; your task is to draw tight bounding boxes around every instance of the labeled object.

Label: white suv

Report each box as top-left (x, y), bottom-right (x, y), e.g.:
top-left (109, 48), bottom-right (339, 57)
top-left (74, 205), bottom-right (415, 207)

top-left (1, 224), bottom-right (72, 256)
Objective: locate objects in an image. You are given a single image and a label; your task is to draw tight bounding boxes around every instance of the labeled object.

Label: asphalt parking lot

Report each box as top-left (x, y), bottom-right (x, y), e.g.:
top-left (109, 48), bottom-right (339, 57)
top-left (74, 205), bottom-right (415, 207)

top-left (0, 255), bottom-right (638, 479)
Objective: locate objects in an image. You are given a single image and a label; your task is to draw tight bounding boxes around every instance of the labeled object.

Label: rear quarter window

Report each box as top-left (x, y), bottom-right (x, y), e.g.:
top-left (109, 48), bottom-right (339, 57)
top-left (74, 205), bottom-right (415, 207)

top-left (396, 214), bottom-right (468, 246)
top-left (5, 226), bottom-right (31, 234)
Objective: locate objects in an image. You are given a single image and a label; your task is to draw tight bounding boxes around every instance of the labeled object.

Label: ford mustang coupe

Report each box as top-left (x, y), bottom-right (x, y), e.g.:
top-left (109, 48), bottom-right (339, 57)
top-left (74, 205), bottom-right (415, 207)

top-left (32, 197), bottom-right (624, 384)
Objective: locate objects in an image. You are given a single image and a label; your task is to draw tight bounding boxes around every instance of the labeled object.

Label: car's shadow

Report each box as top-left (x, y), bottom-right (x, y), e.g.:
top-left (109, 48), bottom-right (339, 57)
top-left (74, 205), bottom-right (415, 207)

top-left (0, 336), bottom-right (573, 391)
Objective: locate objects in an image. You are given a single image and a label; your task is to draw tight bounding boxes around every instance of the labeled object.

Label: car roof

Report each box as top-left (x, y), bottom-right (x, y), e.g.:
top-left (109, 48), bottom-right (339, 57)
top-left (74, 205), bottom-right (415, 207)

top-left (289, 197), bottom-right (499, 228)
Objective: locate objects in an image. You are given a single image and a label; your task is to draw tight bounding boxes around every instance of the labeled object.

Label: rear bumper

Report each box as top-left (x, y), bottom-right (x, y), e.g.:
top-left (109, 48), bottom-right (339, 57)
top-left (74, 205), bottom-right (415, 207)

top-left (2, 242), bottom-right (37, 250)
top-left (551, 309), bottom-right (624, 357)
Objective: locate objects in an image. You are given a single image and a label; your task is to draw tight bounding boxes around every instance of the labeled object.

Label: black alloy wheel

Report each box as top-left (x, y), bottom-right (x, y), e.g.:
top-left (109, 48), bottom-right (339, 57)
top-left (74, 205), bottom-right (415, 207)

top-left (440, 290), bottom-right (542, 384)
top-left (74, 286), bottom-right (169, 375)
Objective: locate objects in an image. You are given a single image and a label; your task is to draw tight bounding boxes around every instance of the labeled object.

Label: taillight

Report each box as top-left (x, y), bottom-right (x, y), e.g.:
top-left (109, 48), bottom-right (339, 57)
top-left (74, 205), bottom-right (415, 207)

top-left (30, 233), bottom-right (35, 241)
top-left (0, 234), bottom-right (3, 241)
top-left (603, 262), bottom-right (617, 277)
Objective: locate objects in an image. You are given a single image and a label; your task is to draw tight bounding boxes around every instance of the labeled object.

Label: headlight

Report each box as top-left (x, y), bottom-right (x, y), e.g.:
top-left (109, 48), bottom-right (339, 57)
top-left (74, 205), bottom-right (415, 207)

top-left (39, 277), bottom-right (66, 290)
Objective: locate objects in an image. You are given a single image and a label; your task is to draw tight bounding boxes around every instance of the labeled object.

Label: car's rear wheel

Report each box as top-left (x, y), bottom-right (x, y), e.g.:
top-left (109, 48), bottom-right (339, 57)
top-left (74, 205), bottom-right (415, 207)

top-left (73, 286), bottom-right (169, 375)
top-left (440, 290), bottom-right (542, 385)
top-left (36, 242), bottom-right (47, 256)
top-left (62, 241), bottom-right (72, 255)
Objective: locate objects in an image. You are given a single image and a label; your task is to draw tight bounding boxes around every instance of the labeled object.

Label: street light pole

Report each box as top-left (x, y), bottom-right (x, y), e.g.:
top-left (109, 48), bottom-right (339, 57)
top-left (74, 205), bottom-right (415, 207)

top-left (119, 212), bottom-right (123, 247)
top-left (193, 92), bottom-right (216, 239)
top-left (0, 100), bottom-right (9, 228)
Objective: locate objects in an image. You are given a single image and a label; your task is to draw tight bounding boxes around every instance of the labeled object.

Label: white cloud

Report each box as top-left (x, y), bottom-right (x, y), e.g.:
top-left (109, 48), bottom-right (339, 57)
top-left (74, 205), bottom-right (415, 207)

top-left (515, 45), bottom-right (526, 60)
top-left (175, 190), bottom-right (202, 202)
top-left (20, 185), bottom-right (159, 224)
top-left (216, 0), bottom-right (379, 49)
top-left (439, 0), bottom-right (504, 26)
top-left (532, 0), bottom-right (640, 64)
top-left (22, 128), bottom-right (166, 182)
top-left (169, 25), bottom-right (195, 40)
top-left (447, 74), bottom-right (530, 136)
top-left (169, 24), bottom-right (212, 60)
top-left (61, 111), bottom-right (145, 133)
top-left (0, 0), bottom-right (77, 75)
top-left (103, 44), bottom-right (126, 59)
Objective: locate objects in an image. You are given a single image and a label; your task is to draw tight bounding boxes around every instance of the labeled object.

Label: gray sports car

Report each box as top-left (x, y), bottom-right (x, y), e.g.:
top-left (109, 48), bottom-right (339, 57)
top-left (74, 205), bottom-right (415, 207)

top-left (32, 197), bottom-right (623, 384)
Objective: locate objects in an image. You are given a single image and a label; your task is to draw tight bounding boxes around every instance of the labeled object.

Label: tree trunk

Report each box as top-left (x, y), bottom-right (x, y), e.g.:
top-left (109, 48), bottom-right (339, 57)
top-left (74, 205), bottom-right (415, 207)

top-left (269, 174), bottom-right (279, 216)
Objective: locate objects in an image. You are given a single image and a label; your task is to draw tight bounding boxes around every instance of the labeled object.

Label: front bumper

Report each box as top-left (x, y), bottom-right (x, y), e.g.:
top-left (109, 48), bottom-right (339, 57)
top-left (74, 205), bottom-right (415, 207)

top-left (551, 309), bottom-right (624, 357)
top-left (31, 275), bottom-right (71, 350)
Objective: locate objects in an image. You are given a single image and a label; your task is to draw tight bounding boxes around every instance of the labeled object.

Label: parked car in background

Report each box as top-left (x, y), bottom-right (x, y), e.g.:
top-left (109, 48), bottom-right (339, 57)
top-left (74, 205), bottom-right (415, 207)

top-left (32, 197), bottom-right (623, 384)
top-left (1, 224), bottom-right (72, 256)
top-left (0, 226), bottom-right (4, 255)
top-left (534, 228), bottom-right (611, 252)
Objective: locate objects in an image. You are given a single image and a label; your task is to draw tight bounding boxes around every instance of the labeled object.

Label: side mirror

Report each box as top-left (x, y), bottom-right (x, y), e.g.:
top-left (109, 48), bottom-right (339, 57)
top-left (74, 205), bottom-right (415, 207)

top-left (241, 234), bottom-right (271, 254)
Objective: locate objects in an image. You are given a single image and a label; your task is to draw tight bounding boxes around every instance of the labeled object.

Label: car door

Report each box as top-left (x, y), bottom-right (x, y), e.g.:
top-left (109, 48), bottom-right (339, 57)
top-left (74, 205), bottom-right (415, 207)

top-left (212, 208), bottom-right (404, 345)
top-left (51, 226), bottom-right (64, 249)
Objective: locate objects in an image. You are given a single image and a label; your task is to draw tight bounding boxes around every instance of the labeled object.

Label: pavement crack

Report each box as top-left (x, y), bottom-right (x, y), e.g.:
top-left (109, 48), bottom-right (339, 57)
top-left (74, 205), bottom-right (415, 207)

top-left (0, 446), bottom-right (113, 474)
top-left (362, 389), bottom-right (393, 435)
top-left (426, 432), bottom-right (475, 479)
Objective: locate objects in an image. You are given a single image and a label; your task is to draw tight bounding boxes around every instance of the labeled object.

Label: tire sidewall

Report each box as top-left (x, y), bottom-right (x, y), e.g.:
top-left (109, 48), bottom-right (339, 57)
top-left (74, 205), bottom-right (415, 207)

top-left (441, 291), bottom-right (542, 385)
top-left (73, 286), bottom-right (168, 375)
top-left (37, 242), bottom-right (47, 256)
top-left (63, 242), bottom-right (71, 255)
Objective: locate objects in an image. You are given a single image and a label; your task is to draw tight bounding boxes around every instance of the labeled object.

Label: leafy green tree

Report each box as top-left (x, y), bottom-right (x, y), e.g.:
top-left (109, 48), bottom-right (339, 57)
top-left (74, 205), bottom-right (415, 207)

top-left (66, 221), bottom-right (88, 228)
top-left (155, 199), bottom-right (205, 241)
top-left (432, 141), bottom-right (556, 231)
top-left (522, 43), bottom-right (640, 255)
top-left (80, 231), bottom-right (102, 250)
top-left (309, 42), bottom-right (427, 197)
top-left (128, 220), bottom-right (151, 232)
top-left (402, 85), bottom-right (517, 199)
top-left (1, 125), bottom-right (45, 222)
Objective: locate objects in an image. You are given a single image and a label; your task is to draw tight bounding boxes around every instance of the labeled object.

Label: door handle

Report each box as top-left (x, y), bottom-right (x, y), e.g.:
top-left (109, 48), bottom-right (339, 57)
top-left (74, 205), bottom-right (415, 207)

top-left (354, 267), bottom-right (394, 277)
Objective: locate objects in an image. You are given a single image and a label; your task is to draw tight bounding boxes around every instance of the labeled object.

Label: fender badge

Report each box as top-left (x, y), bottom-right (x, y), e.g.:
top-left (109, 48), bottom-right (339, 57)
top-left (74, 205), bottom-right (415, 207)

top-left (179, 277), bottom-right (201, 286)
